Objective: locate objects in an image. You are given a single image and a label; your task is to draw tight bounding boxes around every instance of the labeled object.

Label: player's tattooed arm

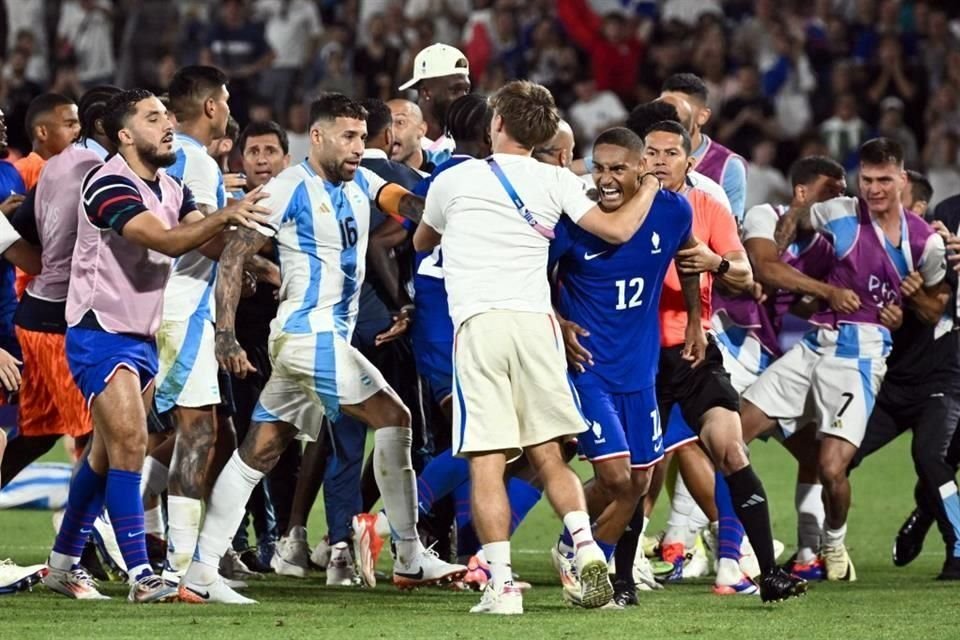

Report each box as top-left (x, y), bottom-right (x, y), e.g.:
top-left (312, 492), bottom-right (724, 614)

top-left (243, 253), bottom-right (281, 288)
top-left (397, 193), bottom-right (424, 223)
top-left (215, 226), bottom-right (270, 378)
top-left (774, 203), bottom-right (814, 254)
top-left (376, 183), bottom-right (423, 223)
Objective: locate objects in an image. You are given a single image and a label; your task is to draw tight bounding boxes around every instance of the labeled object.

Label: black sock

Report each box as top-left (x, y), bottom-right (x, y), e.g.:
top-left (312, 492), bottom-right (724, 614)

top-left (725, 465), bottom-right (776, 574)
top-left (613, 506), bottom-right (645, 584)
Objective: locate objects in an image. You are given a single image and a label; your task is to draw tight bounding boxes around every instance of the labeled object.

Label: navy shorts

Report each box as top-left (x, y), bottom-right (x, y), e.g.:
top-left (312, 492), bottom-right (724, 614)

top-left (65, 327), bottom-right (158, 405)
top-left (575, 383), bottom-right (664, 468)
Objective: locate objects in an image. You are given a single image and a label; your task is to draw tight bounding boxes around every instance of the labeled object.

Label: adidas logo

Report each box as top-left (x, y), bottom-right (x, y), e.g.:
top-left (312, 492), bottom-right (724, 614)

top-left (741, 494), bottom-right (766, 508)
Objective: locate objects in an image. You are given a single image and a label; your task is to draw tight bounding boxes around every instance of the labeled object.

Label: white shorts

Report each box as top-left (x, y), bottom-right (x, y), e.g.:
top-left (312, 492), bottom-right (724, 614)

top-left (452, 311), bottom-right (588, 461)
top-left (741, 340), bottom-right (886, 447)
top-left (715, 337), bottom-right (760, 395)
top-left (251, 331), bottom-right (389, 441)
top-left (154, 318), bottom-right (221, 413)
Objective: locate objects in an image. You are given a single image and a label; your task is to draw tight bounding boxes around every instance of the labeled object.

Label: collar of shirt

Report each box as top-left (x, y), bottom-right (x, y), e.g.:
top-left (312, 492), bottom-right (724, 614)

top-left (75, 138), bottom-right (109, 160)
top-left (362, 148), bottom-right (389, 160)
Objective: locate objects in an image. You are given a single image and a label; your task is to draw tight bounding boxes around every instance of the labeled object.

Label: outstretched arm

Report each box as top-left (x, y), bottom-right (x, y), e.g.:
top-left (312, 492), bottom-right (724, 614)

top-left (214, 226), bottom-right (270, 377)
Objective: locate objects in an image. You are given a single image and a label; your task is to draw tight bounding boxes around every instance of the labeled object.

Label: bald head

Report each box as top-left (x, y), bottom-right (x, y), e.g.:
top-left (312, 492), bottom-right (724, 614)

top-left (388, 99), bottom-right (427, 167)
top-left (534, 119), bottom-right (576, 168)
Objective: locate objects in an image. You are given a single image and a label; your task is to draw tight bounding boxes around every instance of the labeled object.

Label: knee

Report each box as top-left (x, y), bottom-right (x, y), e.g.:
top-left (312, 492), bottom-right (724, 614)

top-left (381, 401), bottom-right (411, 429)
top-left (713, 439), bottom-right (749, 476)
top-left (818, 457), bottom-right (847, 486)
top-left (109, 432), bottom-right (147, 469)
top-left (596, 462), bottom-right (634, 499)
top-left (631, 467), bottom-right (653, 497)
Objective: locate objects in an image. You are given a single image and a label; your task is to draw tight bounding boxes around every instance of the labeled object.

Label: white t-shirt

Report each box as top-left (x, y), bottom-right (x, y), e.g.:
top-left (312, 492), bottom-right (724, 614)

top-left (57, 0), bottom-right (114, 83)
top-left (422, 154), bottom-right (595, 329)
top-left (257, 0), bottom-right (323, 68)
top-left (569, 91), bottom-right (629, 143)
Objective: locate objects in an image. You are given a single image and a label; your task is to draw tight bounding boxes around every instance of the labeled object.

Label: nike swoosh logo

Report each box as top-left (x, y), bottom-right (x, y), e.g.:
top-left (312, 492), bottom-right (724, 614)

top-left (584, 251), bottom-right (606, 261)
top-left (187, 587), bottom-right (211, 600)
top-left (394, 567), bottom-right (424, 580)
top-left (79, 528), bottom-right (92, 534)
top-left (128, 531), bottom-right (145, 538)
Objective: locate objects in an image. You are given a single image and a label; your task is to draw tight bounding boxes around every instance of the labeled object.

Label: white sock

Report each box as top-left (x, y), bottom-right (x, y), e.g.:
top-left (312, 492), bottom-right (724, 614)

top-left (140, 456), bottom-right (169, 501)
top-left (49, 550), bottom-right (79, 571)
top-left (824, 523), bottom-right (847, 548)
top-left (715, 557), bottom-right (741, 586)
top-left (144, 505), bottom-right (164, 537)
top-left (189, 451), bottom-right (262, 583)
top-left (665, 475), bottom-right (700, 548)
top-left (373, 428), bottom-right (421, 565)
top-left (165, 496), bottom-right (201, 566)
top-left (483, 541), bottom-right (512, 588)
top-left (374, 510), bottom-right (391, 538)
top-left (641, 516), bottom-right (650, 537)
top-left (795, 483), bottom-right (825, 563)
top-left (562, 511), bottom-right (594, 550)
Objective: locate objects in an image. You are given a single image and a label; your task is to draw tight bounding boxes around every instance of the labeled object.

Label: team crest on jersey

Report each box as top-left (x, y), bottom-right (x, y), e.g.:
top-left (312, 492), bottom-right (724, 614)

top-left (651, 231), bottom-right (661, 254)
top-left (591, 421), bottom-right (605, 444)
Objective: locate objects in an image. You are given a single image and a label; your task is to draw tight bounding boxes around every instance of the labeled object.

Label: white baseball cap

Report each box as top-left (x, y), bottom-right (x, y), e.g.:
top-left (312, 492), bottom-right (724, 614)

top-left (398, 44), bottom-right (469, 91)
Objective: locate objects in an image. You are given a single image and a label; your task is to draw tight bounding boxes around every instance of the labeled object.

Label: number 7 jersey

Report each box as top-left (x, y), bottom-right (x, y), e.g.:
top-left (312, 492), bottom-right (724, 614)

top-left (253, 161), bottom-right (386, 339)
top-left (549, 190), bottom-right (693, 392)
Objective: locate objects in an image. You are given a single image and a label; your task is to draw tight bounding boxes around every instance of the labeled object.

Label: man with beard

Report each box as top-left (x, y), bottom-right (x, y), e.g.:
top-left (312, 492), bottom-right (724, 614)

top-left (398, 43), bottom-right (471, 166)
top-left (42, 88), bottom-right (268, 603)
top-left (179, 94), bottom-right (467, 604)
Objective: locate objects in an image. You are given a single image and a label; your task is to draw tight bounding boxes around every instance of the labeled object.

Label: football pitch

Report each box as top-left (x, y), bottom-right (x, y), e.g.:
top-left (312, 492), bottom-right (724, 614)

top-left (1, 436), bottom-right (956, 640)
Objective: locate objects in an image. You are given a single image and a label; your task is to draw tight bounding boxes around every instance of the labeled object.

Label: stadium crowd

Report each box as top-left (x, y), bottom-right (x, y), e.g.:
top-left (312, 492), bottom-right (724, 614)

top-left (0, 0), bottom-right (958, 614)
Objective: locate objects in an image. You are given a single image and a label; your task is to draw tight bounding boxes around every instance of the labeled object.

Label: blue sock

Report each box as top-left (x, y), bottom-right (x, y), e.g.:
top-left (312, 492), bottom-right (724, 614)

top-left (52, 459), bottom-right (107, 562)
top-left (596, 539), bottom-right (617, 563)
top-left (451, 482), bottom-right (481, 556)
top-left (715, 471), bottom-right (745, 561)
top-left (417, 448), bottom-right (469, 515)
top-left (560, 527), bottom-right (574, 549)
top-left (105, 469), bottom-right (151, 581)
top-left (506, 477), bottom-right (542, 534)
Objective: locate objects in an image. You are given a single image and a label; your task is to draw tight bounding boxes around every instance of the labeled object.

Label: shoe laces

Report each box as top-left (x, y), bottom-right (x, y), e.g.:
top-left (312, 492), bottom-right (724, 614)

top-left (69, 565), bottom-right (98, 588)
top-left (136, 573), bottom-right (172, 590)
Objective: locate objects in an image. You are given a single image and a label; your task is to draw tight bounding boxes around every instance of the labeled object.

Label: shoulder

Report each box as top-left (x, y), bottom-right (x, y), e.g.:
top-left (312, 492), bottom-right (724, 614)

top-left (814, 196), bottom-right (859, 219)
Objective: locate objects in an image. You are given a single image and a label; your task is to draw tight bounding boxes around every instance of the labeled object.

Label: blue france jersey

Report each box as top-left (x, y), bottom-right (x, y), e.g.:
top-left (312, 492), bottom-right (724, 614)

top-left (410, 155), bottom-right (473, 348)
top-left (549, 190), bottom-right (693, 392)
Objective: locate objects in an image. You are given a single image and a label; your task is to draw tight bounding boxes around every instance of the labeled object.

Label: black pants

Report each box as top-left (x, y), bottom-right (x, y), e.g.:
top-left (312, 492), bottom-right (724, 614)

top-left (851, 380), bottom-right (960, 557)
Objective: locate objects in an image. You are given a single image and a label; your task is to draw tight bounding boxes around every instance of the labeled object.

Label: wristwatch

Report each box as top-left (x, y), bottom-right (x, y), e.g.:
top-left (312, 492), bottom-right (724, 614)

top-left (715, 258), bottom-right (731, 275)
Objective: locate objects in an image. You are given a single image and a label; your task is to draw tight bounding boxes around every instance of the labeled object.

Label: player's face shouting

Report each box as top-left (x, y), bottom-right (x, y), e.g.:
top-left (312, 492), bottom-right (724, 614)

top-left (314, 116), bottom-right (366, 183)
top-left (592, 143), bottom-right (641, 212)
top-left (642, 130), bottom-right (693, 192)
top-left (128, 96), bottom-right (176, 168)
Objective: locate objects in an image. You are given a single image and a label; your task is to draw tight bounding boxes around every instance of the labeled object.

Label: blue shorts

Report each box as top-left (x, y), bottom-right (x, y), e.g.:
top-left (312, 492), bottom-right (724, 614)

top-left (662, 404), bottom-right (699, 452)
top-left (65, 327), bottom-right (159, 405)
top-left (413, 338), bottom-right (452, 403)
top-left (576, 384), bottom-right (663, 468)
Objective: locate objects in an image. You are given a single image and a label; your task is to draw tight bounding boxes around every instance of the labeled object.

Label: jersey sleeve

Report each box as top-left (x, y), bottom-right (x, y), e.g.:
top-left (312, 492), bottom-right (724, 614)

top-left (10, 187), bottom-right (39, 245)
top-left (422, 171), bottom-right (450, 234)
top-left (548, 217), bottom-right (577, 272)
top-left (722, 156), bottom-right (747, 221)
top-left (810, 197), bottom-right (859, 257)
top-left (179, 183), bottom-right (198, 220)
top-left (741, 204), bottom-right (778, 242)
top-left (918, 232), bottom-right (946, 287)
top-left (250, 176), bottom-right (298, 238)
top-left (0, 209), bottom-right (23, 255)
top-left (557, 168), bottom-right (595, 223)
top-left (356, 166), bottom-right (388, 202)
top-left (82, 174), bottom-right (149, 234)
top-left (181, 154), bottom-right (222, 210)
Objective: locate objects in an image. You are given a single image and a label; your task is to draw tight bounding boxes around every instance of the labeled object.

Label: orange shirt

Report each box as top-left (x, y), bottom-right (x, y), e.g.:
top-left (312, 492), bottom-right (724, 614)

top-left (14, 151), bottom-right (46, 191)
top-left (659, 188), bottom-right (743, 348)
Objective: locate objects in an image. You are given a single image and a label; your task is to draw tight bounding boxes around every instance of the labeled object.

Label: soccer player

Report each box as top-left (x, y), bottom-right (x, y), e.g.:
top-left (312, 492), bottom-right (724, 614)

top-left (414, 80), bottom-right (661, 614)
top-left (739, 156), bottom-right (850, 579)
top-left (743, 138), bottom-right (948, 582)
top-left (155, 65), bottom-right (233, 581)
top-left (549, 126), bottom-right (704, 607)
top-left (42, 88), bottom-right (268, 603)
top-left (14, 93), bottom-right (80, 190)
top-left (847, 191), bottom-right (960, 580)
top-left (179, 94), bottom-right (466, 605)
top-left (1, 87), bottom-right (121, 487)
top-left (660, 73), bottom-right (747, 221)
top-left (398, 43), bottom-right (471, 165)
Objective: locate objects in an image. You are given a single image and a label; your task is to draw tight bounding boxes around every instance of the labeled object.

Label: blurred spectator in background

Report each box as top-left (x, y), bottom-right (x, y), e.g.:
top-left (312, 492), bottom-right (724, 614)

top-left (924, 129), bottom-right (960, 211)
top-left (902, 169), bottom-right (933, 218)
top-left (353, 13), bottom-right (400, 101)
top-left (568, 76), bottom-right (628, 146)
top-left (717, 64), bottom-right (779, 159)
top-left (4, 2), bottom-right (49, 84)
top-left (256, 0), bottom-right (323, 119)
top-left (56, 0), bottom-right (115, 88)
top-left (284, 101), bottom-right (310, 163)
top-left (820, 92), bottom-right (869, 170)
top-left (200, 0), bottom-right (275, 127)
top-left (745, 138), bottom-right (790, 209)
top-left (877, 96), bottom-right (919, 168)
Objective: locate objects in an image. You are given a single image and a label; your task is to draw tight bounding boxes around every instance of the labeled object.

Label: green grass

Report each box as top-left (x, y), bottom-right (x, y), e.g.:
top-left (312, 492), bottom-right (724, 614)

top-left (1, 436), bottom-right (955, 639)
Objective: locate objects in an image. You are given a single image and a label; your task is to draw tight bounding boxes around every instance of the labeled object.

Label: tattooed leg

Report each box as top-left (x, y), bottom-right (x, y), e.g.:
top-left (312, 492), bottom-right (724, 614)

top-left (168, 407), bottom-right (218, 499)
top-left (239, 420), bottom-right (299, 475)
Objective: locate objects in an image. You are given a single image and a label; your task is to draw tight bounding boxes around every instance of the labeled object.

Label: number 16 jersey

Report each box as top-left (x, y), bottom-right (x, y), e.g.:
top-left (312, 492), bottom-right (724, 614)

top-left (549, 189), bottom-right (693, 392)
top-left (253, 161), bottom-right (387, 340)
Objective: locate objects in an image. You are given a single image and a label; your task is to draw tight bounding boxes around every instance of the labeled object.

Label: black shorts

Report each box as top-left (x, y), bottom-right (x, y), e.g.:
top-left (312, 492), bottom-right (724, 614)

top-left (656, 337), bottom-right (740, 435)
